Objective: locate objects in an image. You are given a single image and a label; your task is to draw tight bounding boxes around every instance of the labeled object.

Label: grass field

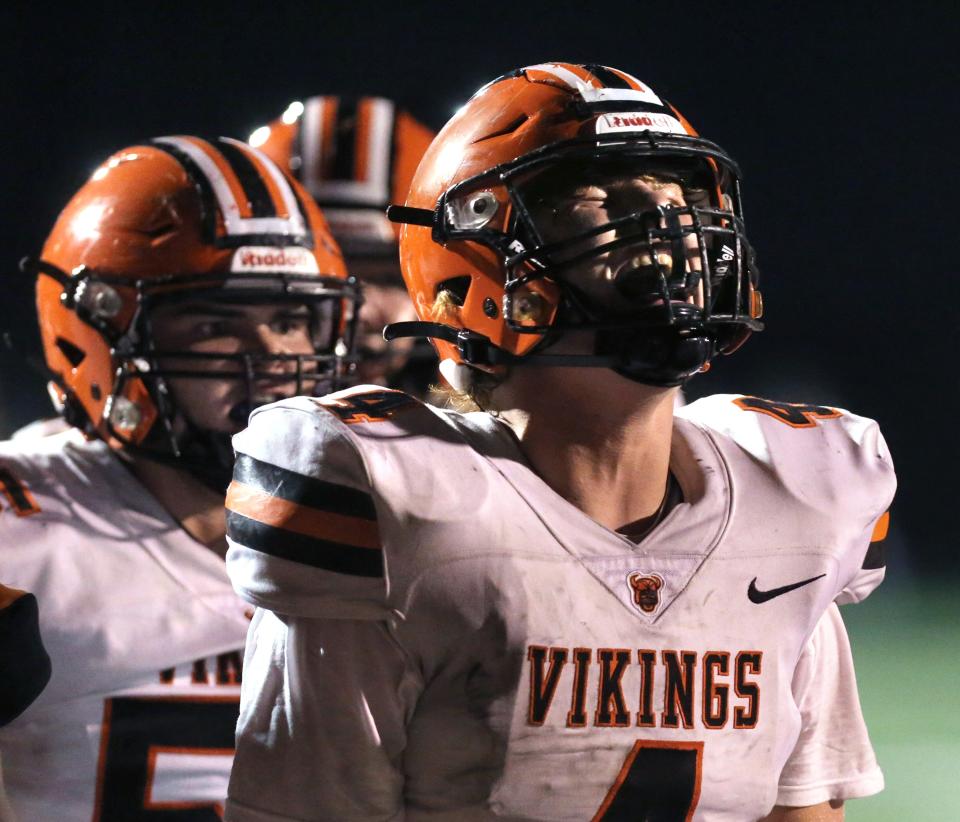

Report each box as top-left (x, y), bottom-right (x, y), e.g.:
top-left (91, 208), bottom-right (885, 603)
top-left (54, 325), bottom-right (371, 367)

top-left (841, 582), bottom-right (959, 821)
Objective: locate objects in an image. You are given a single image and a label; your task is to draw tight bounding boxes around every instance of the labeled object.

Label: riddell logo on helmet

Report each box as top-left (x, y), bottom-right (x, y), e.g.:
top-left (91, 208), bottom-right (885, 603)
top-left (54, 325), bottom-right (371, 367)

top-left (596, 112), bottom-right (686, 136)
top-left (230, 246), bottom-right (320, 274)
top-left (614, 115), bottom-right (654, 127)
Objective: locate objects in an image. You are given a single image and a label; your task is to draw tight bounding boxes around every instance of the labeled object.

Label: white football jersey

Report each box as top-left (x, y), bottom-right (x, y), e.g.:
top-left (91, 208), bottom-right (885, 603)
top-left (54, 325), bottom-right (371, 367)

top-left (225, 388), bottom-right (895, 822)
top-left (0, 428), bottom-right (250, 822)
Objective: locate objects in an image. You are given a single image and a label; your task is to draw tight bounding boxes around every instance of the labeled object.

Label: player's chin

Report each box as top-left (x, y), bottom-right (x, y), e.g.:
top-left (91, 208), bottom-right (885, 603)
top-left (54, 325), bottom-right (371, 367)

top-left (182, 395), bottom-right (261, 434)
top-left (224, 383), bottom-right (319, 426)
top-left (224, 395), bottom-right (282, 427)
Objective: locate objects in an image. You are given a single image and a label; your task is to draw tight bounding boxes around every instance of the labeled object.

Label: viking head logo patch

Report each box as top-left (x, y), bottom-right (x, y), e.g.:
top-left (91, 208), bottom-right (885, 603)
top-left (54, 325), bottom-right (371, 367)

top-left (627, 572), bottom-right (664, 614)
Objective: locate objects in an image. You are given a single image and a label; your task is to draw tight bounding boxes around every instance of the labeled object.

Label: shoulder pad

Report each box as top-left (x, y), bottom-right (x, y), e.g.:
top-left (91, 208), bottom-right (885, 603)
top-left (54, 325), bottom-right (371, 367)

top-left (680, 394), bottom-right (896, 601)
top-left (679, 394), bottom-right (894, 513)
top-left (226, 394), bottom-right (390, 620)
top-left (0, 429), bottom-right (97, 519)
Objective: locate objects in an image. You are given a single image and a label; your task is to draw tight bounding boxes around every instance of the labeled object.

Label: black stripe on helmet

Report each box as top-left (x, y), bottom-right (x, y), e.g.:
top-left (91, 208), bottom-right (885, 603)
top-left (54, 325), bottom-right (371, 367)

top-left (232, 453), bottom-right (377, 520)
top-left (226, 510), bottom-right (384, 577)
top-left (330, 97), bottom-right (358, 181)
top-left (215, 138), bottom-right (278, 219)
top-left (384, 102), bottom-right (399, 208)
top-left (151, 139), bottom-right (220, 244)
top-left (583, 64), bottom-right (633, 90)
top-left (290, 117), bottom-right (306, 183)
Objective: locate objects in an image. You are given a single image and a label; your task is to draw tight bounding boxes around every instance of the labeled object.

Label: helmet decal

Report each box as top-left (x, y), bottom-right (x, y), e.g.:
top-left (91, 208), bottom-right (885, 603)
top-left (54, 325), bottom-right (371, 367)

top-left (298, 96), bottom-right (397, 207)
top-left (253, 96), bottom-right (435, 260)
top-left (152, 136), bottom-right (310, 246)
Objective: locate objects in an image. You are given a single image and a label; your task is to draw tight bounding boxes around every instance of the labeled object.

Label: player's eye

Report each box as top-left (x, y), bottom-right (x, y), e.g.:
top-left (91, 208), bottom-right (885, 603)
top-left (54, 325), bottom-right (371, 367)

top-left (554, 199), bottom-right (606, 220)
top-left (270, 313), bottom-right (311, 336)
top-left (196, 319), bottom-right (231, 338)
top-left (569, 197), bottom-right (606, 208)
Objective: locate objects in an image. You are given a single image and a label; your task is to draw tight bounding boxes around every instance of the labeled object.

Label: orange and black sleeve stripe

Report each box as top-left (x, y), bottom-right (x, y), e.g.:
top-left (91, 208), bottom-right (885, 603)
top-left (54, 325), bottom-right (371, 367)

top-left (226, 454), bottom-right (382, 578)
top-left (861, 511), bottom-right (890, 570)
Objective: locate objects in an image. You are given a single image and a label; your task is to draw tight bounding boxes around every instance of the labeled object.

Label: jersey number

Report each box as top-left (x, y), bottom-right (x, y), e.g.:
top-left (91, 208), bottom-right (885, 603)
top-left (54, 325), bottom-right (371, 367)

top-left (733, 396), bottom-right (841, 428)
top-left (318, 390), bottom-right (418, 424)
top-left (592, 740), bottom-right (703, 822)
top-left (93, 695), bottom-right (239, 821)
top-left (0, 465), bottom-right (41, 516)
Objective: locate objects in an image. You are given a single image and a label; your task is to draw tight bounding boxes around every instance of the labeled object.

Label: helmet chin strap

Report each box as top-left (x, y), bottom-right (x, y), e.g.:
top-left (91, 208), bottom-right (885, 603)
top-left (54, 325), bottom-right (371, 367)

top-left (384, 310), bottom-right (713, 387)
top-left (167, 395), bottom-right (293, 494)
top-left (597, 326), bottom-right (713, 387)
top-left (108, 372), bottom-right (248, 495)
top-left (592, 302), bottom-right (715, 387)
top-left (384, 320), bottom-right (615, 368)
top-left (172, 428), bottom-right (238, 494)
top-left (111, 419), bottom-right (237, 495)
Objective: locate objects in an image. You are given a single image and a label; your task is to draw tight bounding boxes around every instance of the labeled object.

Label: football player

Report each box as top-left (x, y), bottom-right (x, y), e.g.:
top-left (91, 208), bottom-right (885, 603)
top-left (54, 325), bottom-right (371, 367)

top-left (0, 136), bottom-right (359, 820)
top-left (251, 95), bottom-right (435, 393)
top-left (224, 64), bottom-right (895, 821)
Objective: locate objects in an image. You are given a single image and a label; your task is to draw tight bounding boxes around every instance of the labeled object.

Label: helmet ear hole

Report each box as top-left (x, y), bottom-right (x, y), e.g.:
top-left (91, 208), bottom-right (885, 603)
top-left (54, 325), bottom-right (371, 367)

top-left (55, 337), bottom-right (86, 367)
top-left (436, 276), bottom-right (471, 307)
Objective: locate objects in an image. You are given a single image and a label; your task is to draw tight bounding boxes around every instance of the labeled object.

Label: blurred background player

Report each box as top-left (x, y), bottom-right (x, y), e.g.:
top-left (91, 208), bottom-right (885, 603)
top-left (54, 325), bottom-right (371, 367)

top-left (251, 95), bottom-right (435, 393)
top-left (0, 136), bottom-right (359, 820)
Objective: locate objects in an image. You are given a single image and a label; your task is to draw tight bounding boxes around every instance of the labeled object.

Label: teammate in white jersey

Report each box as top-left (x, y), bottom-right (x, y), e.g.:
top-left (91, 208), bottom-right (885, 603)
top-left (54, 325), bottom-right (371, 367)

top-left (0, 136), bottom-right (359, 821)
top-left (224, 63), bottom-right (895, 821)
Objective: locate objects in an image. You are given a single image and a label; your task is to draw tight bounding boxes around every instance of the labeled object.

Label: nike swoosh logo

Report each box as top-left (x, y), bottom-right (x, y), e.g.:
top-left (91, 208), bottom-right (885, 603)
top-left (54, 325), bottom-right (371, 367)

top-left (747, 574), bottom-right (826, 604)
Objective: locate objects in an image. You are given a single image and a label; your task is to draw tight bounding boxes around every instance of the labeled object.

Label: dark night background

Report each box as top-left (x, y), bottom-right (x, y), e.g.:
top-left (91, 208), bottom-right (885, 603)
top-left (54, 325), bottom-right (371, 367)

top-left (2, 1), bottom-right (957, 577)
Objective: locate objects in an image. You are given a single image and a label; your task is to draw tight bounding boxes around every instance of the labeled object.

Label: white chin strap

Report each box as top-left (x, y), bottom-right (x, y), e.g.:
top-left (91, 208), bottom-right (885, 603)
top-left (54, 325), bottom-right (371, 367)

top-left (439, 358), bottom-right (474, 393)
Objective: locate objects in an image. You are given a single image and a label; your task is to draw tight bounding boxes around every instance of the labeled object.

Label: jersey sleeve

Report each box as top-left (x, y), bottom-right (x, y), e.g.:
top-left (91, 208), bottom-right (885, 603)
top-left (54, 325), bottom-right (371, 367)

top-left (226, 608), bottom-right (418, 822)
top-left (225, 396), bottom-right (390, 620)
top-left (683, 395), bottom-right (897, 603)
top-left (835, 509), bottom-right (890, 606)
top-left (775, 603), bottom-right (884, 807)
top-left (826, 413), bottom-right (895, 605)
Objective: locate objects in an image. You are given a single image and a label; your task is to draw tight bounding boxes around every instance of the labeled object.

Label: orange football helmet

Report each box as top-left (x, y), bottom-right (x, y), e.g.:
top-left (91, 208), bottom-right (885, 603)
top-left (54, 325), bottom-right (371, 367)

top-left (387, 63), bottom-right (763, 386)
top-left (28, 136), bottom-right (360, 480)
top-left (252, 96), bottom-right (434, 273)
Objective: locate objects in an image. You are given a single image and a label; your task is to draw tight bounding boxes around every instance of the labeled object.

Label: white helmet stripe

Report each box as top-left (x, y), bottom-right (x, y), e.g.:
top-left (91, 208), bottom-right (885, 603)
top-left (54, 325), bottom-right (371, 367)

top-left (524, 63), bottom-right (595, 95)
top-left (364, 96), bottom-right (395, 201)
top-left (581, 85), bottom-right (665, 104)
top-left (523, 63), bottom-right (665, 106)
top-left (154, 136), bottom-right (306, 239)
top-left (300, 96), bottom-right (328, 197)
top-left (301, 96), bottom-right (396, 207)
top-left (227, 137), bottom-right (307, 236)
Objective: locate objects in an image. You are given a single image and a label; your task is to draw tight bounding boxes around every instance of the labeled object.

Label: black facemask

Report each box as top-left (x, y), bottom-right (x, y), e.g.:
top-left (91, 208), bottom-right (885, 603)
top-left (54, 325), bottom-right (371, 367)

top-left (385, 133), bottom-right (761, 386)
